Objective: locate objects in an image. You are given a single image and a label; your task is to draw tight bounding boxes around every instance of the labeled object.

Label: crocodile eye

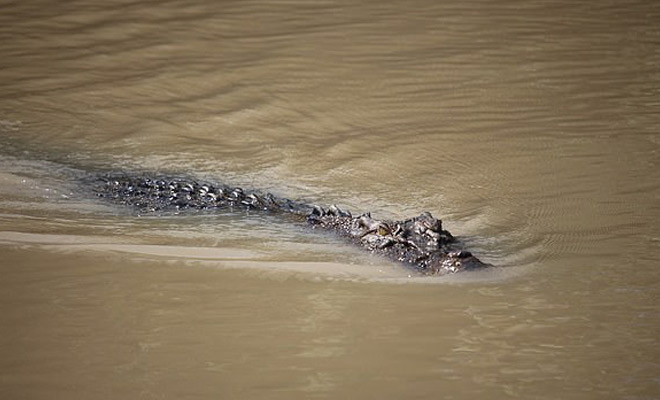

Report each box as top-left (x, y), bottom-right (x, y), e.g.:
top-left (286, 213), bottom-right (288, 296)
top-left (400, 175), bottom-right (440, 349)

top-left (377, 226), bottom-right (389, 236)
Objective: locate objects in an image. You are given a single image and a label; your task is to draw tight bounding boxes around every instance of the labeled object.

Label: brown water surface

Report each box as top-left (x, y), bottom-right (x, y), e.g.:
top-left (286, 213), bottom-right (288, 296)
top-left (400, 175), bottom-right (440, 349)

top-left (0, 0), bottom-right (658, 398)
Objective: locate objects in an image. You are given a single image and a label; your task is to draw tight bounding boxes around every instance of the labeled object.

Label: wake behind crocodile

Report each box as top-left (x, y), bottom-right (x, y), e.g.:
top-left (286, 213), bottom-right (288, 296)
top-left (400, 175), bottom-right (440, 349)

top-left (91, 173), bottom-right (492, 276)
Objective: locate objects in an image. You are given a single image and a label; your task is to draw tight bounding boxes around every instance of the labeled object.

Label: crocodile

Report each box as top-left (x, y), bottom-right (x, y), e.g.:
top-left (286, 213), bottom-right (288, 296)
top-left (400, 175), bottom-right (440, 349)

top-left (93, 174), bottom-right (491, 275)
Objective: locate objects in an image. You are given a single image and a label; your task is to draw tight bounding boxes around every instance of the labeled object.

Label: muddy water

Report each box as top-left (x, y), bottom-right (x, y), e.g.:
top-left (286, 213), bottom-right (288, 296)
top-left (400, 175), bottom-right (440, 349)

top-left (1, 0), bottom-right (659, 398)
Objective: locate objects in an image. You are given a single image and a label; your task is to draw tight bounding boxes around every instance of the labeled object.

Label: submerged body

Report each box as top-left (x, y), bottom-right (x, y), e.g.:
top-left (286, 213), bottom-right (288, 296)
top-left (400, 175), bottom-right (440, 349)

top-left (93, 174), bottom-right (491, 275)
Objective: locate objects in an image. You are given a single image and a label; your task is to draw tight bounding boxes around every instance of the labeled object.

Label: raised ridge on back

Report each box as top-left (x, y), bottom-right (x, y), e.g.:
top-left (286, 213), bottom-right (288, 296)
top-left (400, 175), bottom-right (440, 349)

top-left (94, 174), bottom-right (492, 275)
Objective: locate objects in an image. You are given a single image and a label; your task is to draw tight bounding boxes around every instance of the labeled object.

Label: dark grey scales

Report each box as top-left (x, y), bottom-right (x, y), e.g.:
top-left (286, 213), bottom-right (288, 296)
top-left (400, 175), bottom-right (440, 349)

top-left (94, 174), bottom-right (492, 275)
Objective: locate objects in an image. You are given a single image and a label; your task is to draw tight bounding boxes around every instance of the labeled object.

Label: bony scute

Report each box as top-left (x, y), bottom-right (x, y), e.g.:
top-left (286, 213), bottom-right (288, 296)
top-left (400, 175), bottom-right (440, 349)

top-left (94, 174), bottom-right (492, 276)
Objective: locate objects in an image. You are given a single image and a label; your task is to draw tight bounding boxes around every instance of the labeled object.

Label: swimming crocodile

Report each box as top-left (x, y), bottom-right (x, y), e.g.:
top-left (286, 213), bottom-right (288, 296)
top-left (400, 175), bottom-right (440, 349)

top-left (93, 174), bottom-right (491, 275)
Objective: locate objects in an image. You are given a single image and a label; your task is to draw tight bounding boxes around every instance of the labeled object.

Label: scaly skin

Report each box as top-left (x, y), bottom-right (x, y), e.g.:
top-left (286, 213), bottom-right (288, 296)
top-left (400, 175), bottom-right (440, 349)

top-left (93, 174), bottom-right (491, 275)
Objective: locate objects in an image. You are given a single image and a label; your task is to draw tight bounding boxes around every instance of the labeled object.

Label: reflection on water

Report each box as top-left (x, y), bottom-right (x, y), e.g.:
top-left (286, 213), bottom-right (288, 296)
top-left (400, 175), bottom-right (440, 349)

top-left (1, 0), bottom-right (659, 398)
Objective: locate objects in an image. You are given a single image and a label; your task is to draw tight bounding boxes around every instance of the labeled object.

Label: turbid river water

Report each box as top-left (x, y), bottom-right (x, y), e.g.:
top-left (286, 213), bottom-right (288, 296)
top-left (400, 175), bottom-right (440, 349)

top-left (1, 0), bottom-right (659, 399)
